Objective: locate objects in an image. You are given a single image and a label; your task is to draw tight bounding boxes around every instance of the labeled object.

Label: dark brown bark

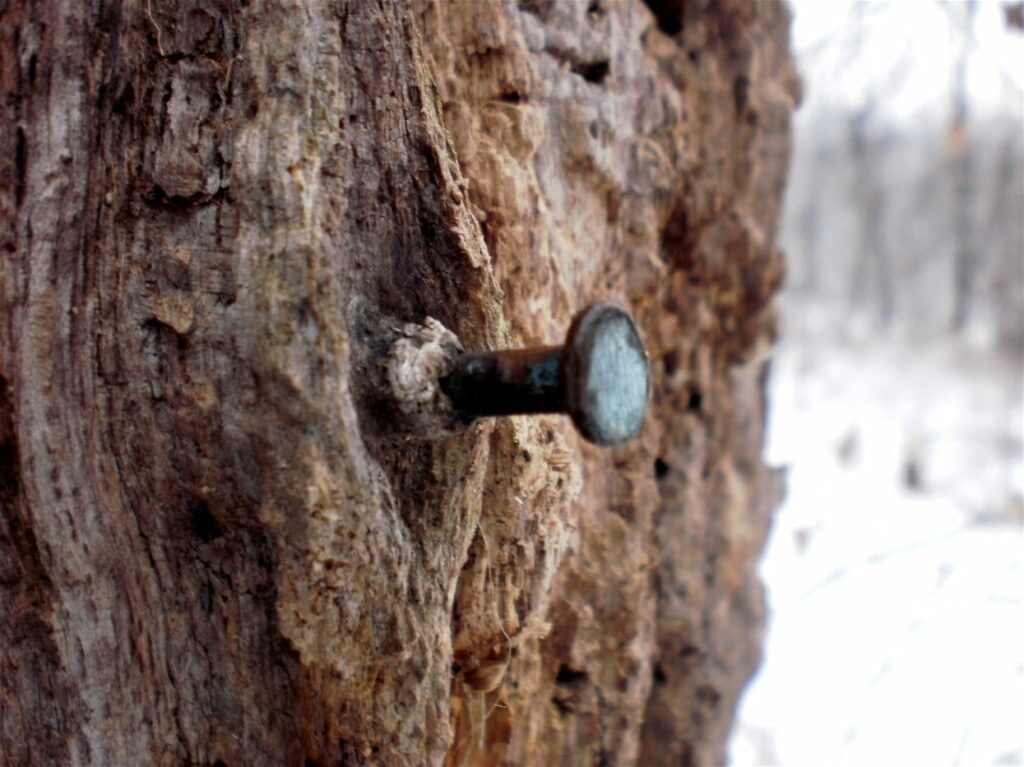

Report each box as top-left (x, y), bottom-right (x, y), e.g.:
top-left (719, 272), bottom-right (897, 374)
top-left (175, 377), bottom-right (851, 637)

top-left (0, 1), bottom-right (796, 765)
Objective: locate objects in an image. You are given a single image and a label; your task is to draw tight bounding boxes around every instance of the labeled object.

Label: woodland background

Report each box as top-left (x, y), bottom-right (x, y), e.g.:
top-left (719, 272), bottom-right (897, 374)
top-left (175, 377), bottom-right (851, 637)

top-left (730, 2), bottom-right (1024, 764)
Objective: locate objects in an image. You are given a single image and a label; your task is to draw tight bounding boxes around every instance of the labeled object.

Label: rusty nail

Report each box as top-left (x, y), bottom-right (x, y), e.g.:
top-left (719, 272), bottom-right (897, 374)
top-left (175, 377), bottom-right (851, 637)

top-left (439, 303), bottom-right (650, 445)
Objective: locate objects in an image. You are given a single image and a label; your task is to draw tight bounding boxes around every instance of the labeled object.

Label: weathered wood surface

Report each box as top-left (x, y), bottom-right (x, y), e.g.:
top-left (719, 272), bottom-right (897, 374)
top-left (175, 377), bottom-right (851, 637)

top-left (0, 0), bottom-right (796, 764)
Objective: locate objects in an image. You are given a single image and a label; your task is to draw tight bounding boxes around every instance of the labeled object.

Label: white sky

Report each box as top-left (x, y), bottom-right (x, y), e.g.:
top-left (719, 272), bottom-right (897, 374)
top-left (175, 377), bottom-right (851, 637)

top-left (790, 0), bottom-right (1024, 124)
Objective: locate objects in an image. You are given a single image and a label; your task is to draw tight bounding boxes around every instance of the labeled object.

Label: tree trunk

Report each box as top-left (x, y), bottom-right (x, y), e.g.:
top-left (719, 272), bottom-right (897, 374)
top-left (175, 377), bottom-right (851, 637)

top-left (0, 1), bottom-right (796, 765)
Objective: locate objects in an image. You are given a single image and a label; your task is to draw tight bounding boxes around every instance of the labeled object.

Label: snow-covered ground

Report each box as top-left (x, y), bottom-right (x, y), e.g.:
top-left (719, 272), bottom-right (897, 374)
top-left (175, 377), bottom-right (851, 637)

top-left (728, 304), bottom-right (1024, 766)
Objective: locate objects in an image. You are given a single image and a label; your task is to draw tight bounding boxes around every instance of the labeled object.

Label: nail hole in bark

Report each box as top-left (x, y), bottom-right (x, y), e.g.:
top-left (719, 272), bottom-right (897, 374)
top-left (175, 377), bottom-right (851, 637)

top-left (642, 0), bottom-right (683, 36)
top-left (653, 663), bottom-right (667, 684)
top-left (571, 60), bottom-right (610, 84)
top-left (189, 500), bottom-right (223, 542)
top-left (552, 664), bottom-right (589, 714)
top-left (733, 74), bottom-right (750, 114)
top-left (687, 389), bottom-right (702, 412)
top-left (663, 349), bottom-right (681, 376)
top-left (0, 379), bottom-right (23, 574)
top-left (112, 83), bottom-right (135, 114)
top-left (654, 457), bottom-right (670, 479)
top-left (15, 128), bottom-right (26, 207)
top-left (555, 664), bottom-right (589, 688)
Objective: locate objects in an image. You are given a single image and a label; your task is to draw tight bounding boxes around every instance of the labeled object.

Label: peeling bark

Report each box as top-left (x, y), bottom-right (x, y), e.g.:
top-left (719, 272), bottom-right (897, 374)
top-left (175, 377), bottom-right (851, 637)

top-left (0, 1), bottom-right (796, 765)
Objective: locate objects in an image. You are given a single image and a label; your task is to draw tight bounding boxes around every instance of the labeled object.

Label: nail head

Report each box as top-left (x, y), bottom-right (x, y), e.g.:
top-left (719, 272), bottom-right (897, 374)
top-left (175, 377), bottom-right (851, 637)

top-left (565, 303), bottom-right (649, 445)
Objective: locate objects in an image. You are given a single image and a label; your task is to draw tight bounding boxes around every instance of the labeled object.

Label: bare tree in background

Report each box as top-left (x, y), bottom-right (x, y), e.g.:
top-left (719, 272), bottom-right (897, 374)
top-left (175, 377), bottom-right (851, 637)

top-left (949, 0), bottom-right (979, 332)
top-left (844, 1), bottom-right (898, 326)
top-left (847, 105), bottom-right (895, 325)
top-left (984, 131), bottom-right (1024, 352)
top-left (781, 0), bottom-right (1022, 345)
top-left (984, 5), bottom-right (1024, 353)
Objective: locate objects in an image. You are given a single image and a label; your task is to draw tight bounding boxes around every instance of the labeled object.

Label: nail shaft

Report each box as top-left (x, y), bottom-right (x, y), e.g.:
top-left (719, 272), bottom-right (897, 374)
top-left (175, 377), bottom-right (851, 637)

top-left (436, 303), bottom-right (649, 445)
top-left (440, 346), bottom-right (565, 419)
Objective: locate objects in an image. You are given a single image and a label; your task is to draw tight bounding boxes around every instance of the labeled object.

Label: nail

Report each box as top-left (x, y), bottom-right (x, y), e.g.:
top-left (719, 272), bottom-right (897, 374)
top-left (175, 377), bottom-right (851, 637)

top-left (439, 303), bottom-right (650, 446)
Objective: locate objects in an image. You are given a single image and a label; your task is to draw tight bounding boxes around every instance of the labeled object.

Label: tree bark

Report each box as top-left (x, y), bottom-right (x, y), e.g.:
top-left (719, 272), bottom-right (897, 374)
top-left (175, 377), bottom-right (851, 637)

top-left (0, 1), bottom-right (797, 765)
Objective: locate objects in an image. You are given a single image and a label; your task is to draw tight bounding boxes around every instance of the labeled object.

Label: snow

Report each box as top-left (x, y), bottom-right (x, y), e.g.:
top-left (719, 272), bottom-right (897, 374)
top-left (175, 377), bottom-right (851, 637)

top-left (728, 313), bottom-right (1024, 766)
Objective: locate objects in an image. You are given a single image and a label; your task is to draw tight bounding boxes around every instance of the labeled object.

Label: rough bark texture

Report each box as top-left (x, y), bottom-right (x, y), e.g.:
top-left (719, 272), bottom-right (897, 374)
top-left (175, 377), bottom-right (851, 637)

top-left (0, 1), bottom-right (796, 765)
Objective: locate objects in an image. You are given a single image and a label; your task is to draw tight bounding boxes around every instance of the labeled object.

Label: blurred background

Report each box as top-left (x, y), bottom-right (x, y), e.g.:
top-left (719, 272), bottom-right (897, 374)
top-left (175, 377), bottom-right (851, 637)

top-left (728, 1), bottom-right (1024, 764)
